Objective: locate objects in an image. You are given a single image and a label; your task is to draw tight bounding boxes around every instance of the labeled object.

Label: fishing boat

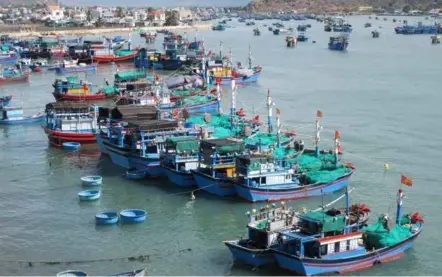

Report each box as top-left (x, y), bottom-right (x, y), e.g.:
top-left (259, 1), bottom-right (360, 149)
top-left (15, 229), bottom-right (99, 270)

top-left (0, 68), bottom-right (29, 85)
top-left (253, 28), bottom-right (261, 36)
top-left (0, 95), bottom-right (12, 108)
top-left (431, 35), bottom-right (441, 44)
top-left (324, 25), bottom-right (332, 32)
top-left (297, 25), bottom-right (307, 32)
top-left (57, 270), bottom-right (87, 276)
top-left (161, 136), bottom-right (200, 187)
top-left (43, 102), bottom-right (99, 147)
top-left (52, 76), bottom-right (118, 101)
top-left (224, 193), bottom-right (370, 266)
top-left (134, 48), bottom-right (157, 69)
top-left (114, 71), bottom-right (153, 93)
top-left (206, 46), bottom-right (262, 86)
top-left (212, 23), bottom-right (226, 31)
top-left (93, 49), bottom-right (138, 63)
top-left (333, 24), bottom-right (353, 32)
top-left (372, 30), bottom-right (380, 38)
top-left (191, 138), bottom-right (245, 196)
top-left (286, 36), bottom-right (297, 47)
top-left (364, 23), bottom-right (372, 28)
top-left (297, 33), bottom-right (308, 42)
top-left (328, 35), bottom-right (349, 51)
top-left (55, 62), bottom-right (97, 74)
top-left (108, 268), bottom-right (146, 276)
top-left (28, 59), bottom-right (50, 72)
top-left (0, 106), bottom-right (45, 125)
top-left (395, 22), bottom-right (442, 34)
top-left (0, 52), bottom-right (19, 65)
top-left (271, 179), bottom-right (423, 275)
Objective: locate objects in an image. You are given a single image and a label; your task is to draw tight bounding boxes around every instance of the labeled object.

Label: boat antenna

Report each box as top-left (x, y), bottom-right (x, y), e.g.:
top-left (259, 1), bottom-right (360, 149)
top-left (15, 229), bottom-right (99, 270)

top-left (267, 89), bottom-right (273, 134)
top-left (276, 107), bottom-right (281, 148)
top-left (230, 79), bottom-right (236, 129)
top-left (248, 44), bottom-right (252, 69)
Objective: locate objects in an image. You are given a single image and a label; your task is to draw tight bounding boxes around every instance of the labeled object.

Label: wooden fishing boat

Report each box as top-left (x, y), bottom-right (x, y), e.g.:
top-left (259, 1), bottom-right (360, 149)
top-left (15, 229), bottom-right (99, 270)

top-left (271, 180), bottom-right (423, 275)
top-left (328, 35), bottom-right (349, 51)
top-left (78, 189), bottom-right (101, 201)
top-left (0, 95), bottom-right (12, 108)
top-left (224, 193), bottom-right (371, 266)
top-left (120, 209), bottom-right (147, 223)
top-left (52, 76), bottom-right (118, 101)
top-left (43, 102), bottom-right (98, 147)
top-left (0, 71), bottom-right (30, 85)
top-left (95, 211), bottom-right (119, 225)
top-left (0, 106), bottom-right (45, 125)
top-left (93, 49), bottom-right (138, 63)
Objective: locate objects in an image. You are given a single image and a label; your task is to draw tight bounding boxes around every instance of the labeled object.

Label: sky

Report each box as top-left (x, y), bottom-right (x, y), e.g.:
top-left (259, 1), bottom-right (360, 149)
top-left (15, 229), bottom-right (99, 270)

top-left (60, 0), bottom-right (250, 7)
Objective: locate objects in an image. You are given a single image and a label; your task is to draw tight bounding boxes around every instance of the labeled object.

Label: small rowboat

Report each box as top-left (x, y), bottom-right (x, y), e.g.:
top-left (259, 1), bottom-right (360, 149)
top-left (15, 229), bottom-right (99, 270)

top-left (81, 176), bottom-right (103, 186)
top-left (78, 189), bottom-right (101, 201)
top-left (126, 169), bottom-right (146, 180)
top-left (0, 111), bottom-right (45, 125)
top-left (109, 268), bottom-right (146, 276)
top-left (95, 211), bottom-right (119, 225)
top-left (57, 270), bottom-right (88, 276)
top-left (120, 209), bottom-right (147, 223)
top-left (63, 142), bottom-right (81, 151)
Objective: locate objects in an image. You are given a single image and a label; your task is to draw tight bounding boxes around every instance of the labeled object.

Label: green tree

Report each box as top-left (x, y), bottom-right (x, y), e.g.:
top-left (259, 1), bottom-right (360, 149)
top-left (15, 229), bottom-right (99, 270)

top-left (86, 9), bottom-right (92, 22)
top-left (165, 11), bottom-right (179, 26)
top-left (402, 5), bottom-right (411, 13)
top-left (116, 7), bottom-right (124, 18)
top-left (147, 7), bottom-right (154, 13)
top-left (95, 17), bottom-right (104, 28)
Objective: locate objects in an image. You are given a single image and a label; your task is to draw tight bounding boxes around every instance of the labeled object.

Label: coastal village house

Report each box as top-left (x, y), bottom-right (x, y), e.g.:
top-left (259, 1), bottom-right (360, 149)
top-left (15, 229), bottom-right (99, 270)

top-left (47, 5), bottom-right (64, 21)
top-left (148, 10), bottom-right (165, 26)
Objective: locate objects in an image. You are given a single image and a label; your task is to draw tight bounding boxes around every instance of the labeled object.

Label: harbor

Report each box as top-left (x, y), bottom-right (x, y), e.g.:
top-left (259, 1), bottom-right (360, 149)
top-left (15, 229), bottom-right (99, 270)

top-left (0, 14), bottom-right (439, 276)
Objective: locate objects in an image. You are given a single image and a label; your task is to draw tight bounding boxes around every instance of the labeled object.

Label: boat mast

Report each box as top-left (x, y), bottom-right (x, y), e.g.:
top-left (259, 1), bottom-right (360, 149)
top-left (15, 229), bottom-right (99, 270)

top-left (276, 107), bottom-right (281, 148)
top-left (219, 40), bottom-right (223, 60)
top-left (334, 130), bottom-right (340, 165)
top-left (396, 188), bottom-right (404, 225)
top-left (216, 79), bottom-right (222, 114)
top-left (231, 79), bottom-right (236, 129)
top-left (248, 44), bottom-right (252, 69)
top-left (267, 89), bottom-right (273, 133)
top-left (315, 112), bottom-right (322, 156)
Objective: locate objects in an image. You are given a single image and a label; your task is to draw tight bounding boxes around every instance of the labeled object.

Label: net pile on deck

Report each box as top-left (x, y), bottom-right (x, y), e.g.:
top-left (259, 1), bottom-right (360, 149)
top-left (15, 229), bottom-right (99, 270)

top-left (186, 114), bottom-right (248, 138)
top-left (244, 132), bottom-right (291, 147)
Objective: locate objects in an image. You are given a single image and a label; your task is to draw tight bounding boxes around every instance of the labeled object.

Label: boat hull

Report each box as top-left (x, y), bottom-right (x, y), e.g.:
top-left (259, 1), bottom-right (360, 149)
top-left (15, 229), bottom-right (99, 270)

top-left (93, 52), bottom-right (137, 63)
top-left (162, 99), bottom-right (220, 114)
top-left (0, 114), bottom-right (45, 125)
top-left (95, 134), bottom-right (131, 168)
top-left (219, 71), bottom-right (261, 85)
top-left (0, 73), bottom-right (30, 85)
top-left (192, 170), bottom-right (235, 196)
top-left (53, 92), bottom-right (112, 101)
top-left (272, 227), bottom-right (422, 276)
top-left (328, 43), bottom-right (348, 51)
top-left (235, 173), bottom-right (353, 202)
top-left (55, 65), bottom-right (96, 74)
top-left (225, 240), bottom-right (274, 266)
top-left (0, 56), bottom-right (18, 65)
top-left (163, 166), bottom-right (195, 187)
top-left (44, 127), bottom-right (96, 147)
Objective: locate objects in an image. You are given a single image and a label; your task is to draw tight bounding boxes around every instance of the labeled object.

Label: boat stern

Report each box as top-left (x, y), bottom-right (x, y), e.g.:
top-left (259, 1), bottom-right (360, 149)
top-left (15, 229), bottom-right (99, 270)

top-left (224, 240), bottom-right (274, 266)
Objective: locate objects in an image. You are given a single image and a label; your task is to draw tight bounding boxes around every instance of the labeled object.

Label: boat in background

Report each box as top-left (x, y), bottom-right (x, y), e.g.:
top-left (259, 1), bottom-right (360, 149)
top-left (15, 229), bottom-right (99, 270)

top-left (0, 68), bottom-right (30, 85)
top-left (55, 61), bottom-right (97, 74)
top-left (108, 268), bottom-right (146, 276)
top-left (297, 33), bottom-right (308, 42)
top-left (43, 102), bottom-right (98, 147)
top-left (212, 23), bottom-right (226, 31)
top-left (52, 76), bottom-right (118, 101)
top-left (0, 52), bottom-right (19, 65)
top-left (0, 106), bottom-right (45, 125)
top-left (372, 30), bottom-right (380, 38)
top-left (328, 35), bottom-right (349, 51)
top-left (93, 49), bottom-right (138, 63)
top-left (395, 22), bottom-right (442, 34)
top-left (0, 95), bottom-right (12, 108)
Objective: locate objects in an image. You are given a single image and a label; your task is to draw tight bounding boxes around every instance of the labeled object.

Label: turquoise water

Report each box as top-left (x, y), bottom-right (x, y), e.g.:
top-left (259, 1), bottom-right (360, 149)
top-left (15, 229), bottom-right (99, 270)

top-left (0, 15), bottom-right (441, 275)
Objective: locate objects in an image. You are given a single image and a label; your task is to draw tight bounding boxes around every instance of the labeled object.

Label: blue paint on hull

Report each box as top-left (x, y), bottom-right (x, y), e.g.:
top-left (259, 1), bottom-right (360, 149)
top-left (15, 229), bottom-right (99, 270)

top-left (235, 174), bottom-right (352, 202)
top-left (192, 171), bottom-right (235, 196)
top-left (164, 167), bottom-right (196, 187)
top-left (220, 72), bottom-right (261, 85)
top-left (0, 115), bottom-right (45, 125)
top-left (161, 100), bottom-right (220, 115)
top-left (329, 42), bottom-right (348, 51)
top-left (95, 135), bottom-right (130, 168)
top-left (0, 56), bottom-right (18, 65)
top-left (225, 241), bottom-right (274, 266)
top-left (56, 65), bottom-right (97, 74)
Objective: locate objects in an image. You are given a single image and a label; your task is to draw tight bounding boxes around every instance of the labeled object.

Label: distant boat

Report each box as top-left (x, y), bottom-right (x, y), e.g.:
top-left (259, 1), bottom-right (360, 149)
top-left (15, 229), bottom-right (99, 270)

top-left (0, 69), bottom-right (29, 85)
top-left (93, 49), bottom-right (138, 63)
top-left (431, 35), bottom-right (441, 44)
top-left (212, 23), bottom-right (226, 31)
top-left (328, 35), bottom-right (349, 51)
top-left (108, 268), bottom-right (146, 276)
top-left (365, 23), bottom-right (372, 28)
top-left (297, 33), bottom-right (308, 42)
top-left (0, 106), bottom-right (45, 125)
top-left (372, 30), bottom-right (380, 38)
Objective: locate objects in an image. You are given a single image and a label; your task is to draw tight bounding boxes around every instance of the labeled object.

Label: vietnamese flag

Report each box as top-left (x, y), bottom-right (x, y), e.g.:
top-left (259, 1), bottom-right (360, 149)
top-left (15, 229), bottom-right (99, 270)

top-left (401, 175), bottom-right (413, 187)
top-left (335, 130), bottom-right (341, 140)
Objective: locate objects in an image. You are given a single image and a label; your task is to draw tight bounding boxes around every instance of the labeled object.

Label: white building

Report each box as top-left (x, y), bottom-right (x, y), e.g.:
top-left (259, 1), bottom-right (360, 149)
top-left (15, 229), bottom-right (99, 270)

top-left (73, 12), bottom-right (87, 22)
top-left (134, 10), bottom-right (147, 21)
top-left (47, 5), bottom-right (64, 21)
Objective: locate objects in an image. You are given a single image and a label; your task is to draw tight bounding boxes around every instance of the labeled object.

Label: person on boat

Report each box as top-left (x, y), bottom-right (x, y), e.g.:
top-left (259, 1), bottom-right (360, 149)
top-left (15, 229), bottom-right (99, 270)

top-left (299, 140), bottom-right (304, 151)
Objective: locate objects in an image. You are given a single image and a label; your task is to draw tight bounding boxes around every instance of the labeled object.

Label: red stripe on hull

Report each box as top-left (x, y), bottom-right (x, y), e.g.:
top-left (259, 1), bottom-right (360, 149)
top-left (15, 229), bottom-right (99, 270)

top-left (53, 93), bottom-right (113, 101)
top-left (93, 52), bottom-right (138, 63)
top-left (44, 127), bottom-right (96, 138)
top-left (379, 252), bottom-right (404, 263)
top-left (337, 261), bottom-right (374, 274)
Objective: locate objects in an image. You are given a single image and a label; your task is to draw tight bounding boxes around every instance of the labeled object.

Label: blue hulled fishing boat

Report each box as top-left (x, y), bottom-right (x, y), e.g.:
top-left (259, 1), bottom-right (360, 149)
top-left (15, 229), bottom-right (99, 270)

top-left (224, 192), bottom-right (371, 267)
top-left (297, 33), bottom-right (309, 42)
top-left (328, 35), bottom-right (349, 51)
top-left (395, 22), bottom-right (442, 34)
top-left (271, 179), bottom-right (423, 275)
top-left (0, 106), bottom-right (45, 125)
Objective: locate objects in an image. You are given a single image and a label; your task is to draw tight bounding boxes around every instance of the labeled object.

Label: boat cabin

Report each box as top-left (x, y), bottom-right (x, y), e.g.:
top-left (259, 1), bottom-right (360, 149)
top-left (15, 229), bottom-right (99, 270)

top-left (114, 71), bottom-right (151, 92)
top-left (206, 60), bottom-right (232, 78)
top-left (45, 102), bottom-right (98, 133)
top-left (53, 76), bottom-right (91, 96)
top-left (162, 136), bottom-right (200, 172)
top-left (197, 138), bottom-right (245, 178)
top-left (1, 106), bottom-right (24, 120)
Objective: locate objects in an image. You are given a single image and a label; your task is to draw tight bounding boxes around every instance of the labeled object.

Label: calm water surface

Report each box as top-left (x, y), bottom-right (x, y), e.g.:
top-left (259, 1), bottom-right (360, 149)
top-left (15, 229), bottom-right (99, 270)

top-left (0, 15), bottom-right (441, 275)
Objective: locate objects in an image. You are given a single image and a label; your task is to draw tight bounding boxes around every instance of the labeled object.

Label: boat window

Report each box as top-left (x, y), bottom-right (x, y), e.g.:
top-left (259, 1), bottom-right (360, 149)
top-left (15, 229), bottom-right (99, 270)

top-left (334, 242), bottom-right (340, 253)
top-left (327, 243), bottom-right (334, 254)
top-left (349, 239), bottom-right (358, 250)
top-left (320, 245), bottom-right (327, 256)
top-left (340, 241), bottom-right (347, 252)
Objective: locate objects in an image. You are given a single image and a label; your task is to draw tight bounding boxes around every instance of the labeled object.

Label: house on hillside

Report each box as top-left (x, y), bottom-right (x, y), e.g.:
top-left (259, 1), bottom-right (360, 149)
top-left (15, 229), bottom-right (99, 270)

top-left (47, 5), bottom-right (64, 21)
top-left (148, 10), bottom-right (165, 26)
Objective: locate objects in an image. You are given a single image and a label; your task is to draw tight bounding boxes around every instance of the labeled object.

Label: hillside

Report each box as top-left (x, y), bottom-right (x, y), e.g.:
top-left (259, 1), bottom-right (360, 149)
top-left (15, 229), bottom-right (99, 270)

top-left (246, 0), bottom-right (442, 12)
top-left (0, 0), bottom-right (56, 6)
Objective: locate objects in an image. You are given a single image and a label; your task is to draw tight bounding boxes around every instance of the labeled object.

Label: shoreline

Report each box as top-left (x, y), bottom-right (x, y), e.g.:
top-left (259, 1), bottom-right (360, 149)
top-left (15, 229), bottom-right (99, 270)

top-left (5, 24), bottom-right (212, 37)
